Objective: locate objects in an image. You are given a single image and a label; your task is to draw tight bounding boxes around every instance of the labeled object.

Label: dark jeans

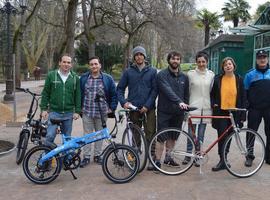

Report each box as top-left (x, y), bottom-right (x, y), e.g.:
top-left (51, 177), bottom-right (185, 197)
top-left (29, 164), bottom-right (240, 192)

top-left (214, 110), bottom-right (233, 157)
top-left (248, 108), bottom-right (270, 162)
top-left (187, 123), bottom-right (207, 152)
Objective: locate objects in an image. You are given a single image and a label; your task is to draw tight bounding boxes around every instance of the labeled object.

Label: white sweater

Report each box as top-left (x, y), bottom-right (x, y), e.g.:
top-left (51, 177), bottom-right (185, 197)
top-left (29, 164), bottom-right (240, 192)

top-left (187, 68), bottom-right (215, 123)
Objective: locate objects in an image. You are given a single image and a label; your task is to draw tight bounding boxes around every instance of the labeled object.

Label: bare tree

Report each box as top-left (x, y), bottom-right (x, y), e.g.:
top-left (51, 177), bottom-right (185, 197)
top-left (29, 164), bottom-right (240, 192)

top-left (12, 0), bottom-right (42, 86)
top-left (21, 11), bottom-right (54, 73)
top-left (99, 0), bottom-right (153, 68)
top-left (148, 0), bottom-right (202, 64)
top-left (80, 0), bottom-right (108, 58)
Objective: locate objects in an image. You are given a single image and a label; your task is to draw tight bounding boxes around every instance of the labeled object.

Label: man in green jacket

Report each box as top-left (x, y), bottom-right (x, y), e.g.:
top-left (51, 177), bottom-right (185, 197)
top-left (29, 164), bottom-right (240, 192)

top-left (40, 54), bottom-right (81, 143)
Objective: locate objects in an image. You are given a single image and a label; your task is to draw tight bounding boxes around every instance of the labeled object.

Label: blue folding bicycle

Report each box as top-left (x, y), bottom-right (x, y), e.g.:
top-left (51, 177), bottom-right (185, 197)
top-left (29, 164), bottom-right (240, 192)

top-left (22, 94), bottom-right (140, 184)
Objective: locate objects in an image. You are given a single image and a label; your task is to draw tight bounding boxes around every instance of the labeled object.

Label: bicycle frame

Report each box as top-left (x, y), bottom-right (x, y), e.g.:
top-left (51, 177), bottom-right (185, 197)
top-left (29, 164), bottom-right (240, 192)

top-left (118, 109), bottom-right (146, 144)
top-left (187, 111), bottom-right (237, 155)
top-left (38, 128), bottom-right (111, 165)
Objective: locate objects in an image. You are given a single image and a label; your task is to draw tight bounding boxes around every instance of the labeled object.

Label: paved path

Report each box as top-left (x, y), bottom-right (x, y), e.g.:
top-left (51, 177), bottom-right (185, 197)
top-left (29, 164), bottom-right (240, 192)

top-left (1, 119), bottom-right (270, 200)
top-left (0, 80), bottom-right (270, 200)
top-left (0, 80), bottom-right (45, 125)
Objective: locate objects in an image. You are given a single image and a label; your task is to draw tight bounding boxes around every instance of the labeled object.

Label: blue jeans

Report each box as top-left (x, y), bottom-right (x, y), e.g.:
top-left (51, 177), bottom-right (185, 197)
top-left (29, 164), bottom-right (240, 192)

top-left (46, 112), bottom-right (73, 143)
top-left (187, 123), bottom-right (206, 152)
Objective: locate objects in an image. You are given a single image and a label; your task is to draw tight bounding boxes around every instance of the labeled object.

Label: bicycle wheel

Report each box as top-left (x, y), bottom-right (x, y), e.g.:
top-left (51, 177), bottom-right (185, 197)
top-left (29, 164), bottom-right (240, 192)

top-left (148, 128), bottom-right (195, 175)
top-left (16, 130), bottom-right (30, 165)
top-left (102, 144), bottom-right (140, 183)
top-left (122, 123), bottom-right (147, 172)
top-left (23, 145), bottom-right (62, 184)
top-left (223, 128), bottom-right (265, 178)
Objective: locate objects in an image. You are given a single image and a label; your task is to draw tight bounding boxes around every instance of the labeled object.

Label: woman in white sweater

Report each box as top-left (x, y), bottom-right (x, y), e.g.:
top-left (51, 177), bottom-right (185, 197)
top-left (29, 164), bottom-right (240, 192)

top-left (183, 52), bottom-right (215, 165)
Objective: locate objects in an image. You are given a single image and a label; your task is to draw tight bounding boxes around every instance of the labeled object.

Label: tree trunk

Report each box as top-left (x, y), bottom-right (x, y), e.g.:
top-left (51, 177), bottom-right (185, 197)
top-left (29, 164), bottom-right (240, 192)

top-left (15, 45), bottom-right (21, 87)
top-left (88, 43), bottom-right (95, 58)
top-left (123, 36), bottom-right (133, 69)
top-left (233, 18), bottom-right (239, 27)
top-left (204, 25), bottom-right (210, 46)
top-left (65, 0), bottom-right (78, 57)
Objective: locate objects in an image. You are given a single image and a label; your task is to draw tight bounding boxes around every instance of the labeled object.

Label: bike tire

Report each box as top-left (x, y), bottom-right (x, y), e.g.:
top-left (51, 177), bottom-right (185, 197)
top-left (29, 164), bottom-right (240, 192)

top-left (16, 130), bottom-right (30, 165)
top-left (23, 145), bottom-right (62, 184)
top-left (122, 123), bottom-right (147, 173)
top-left (223, 128), bottom-right (265, 178)
top-left (102, 144), bottom-right (140, 184)
top-left (148, 128), bottom-right (195, 175)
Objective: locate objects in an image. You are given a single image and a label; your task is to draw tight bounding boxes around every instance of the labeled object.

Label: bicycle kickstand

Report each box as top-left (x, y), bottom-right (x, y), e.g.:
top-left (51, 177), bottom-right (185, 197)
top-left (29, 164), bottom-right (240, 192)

top-left (70, 170), bottom-right (77, 180)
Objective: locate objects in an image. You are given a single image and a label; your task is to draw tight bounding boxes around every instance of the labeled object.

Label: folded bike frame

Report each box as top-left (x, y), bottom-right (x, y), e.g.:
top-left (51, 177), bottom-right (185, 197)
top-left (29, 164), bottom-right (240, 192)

top-left (38, 128), bottom-right (110, 165)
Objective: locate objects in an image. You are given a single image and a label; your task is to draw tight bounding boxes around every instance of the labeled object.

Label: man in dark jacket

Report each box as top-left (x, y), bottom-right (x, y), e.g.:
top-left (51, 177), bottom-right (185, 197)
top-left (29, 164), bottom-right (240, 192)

top-left (80, 56), bottom-right (117, 167)
top-left (244, 50), bottom-right (270, 166)
top-left (154, 51), bottom-right (189, 168)
top-left (117, 46), bottom-right (157, 170)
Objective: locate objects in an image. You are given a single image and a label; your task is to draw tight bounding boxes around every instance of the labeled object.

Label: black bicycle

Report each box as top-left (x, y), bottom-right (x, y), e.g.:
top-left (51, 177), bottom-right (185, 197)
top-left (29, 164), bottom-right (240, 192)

top-left (109, 105), bottom-right (147, 173)
top-left (16, 88), bottom-right (47, 165)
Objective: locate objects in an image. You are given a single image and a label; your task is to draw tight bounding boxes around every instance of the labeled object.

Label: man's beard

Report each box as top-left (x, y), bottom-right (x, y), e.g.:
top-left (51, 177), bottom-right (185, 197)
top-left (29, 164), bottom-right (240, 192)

top-left (169, 62), bottom-right (180, 69)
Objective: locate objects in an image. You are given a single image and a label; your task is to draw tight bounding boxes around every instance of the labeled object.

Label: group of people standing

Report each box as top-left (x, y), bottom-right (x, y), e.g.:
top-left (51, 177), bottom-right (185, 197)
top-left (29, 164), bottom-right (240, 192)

top-left (40, 45), bottom-right (270, 171)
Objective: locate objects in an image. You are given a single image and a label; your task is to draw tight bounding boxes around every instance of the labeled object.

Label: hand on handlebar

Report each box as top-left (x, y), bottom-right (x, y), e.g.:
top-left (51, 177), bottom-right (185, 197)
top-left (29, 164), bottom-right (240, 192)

top-left (123, 102), bottom-right (138, 110)
top-left (73, 113), bottom-right (80, 120)
top-left (123, 102), bottom-right (131, 109)
top-left (41, 111), bottom-right (48, 120)
top-left (179, 102), bottom-right (189, 110)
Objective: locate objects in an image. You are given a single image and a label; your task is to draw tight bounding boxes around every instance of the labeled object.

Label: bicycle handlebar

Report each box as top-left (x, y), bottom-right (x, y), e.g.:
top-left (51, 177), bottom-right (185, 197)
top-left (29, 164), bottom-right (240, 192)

top-left (226, 108), bottom-right (247, 112)
top-left (16, 87), bottom-right (41, 96)
top-left (182, 107), bottom-right (198, 112)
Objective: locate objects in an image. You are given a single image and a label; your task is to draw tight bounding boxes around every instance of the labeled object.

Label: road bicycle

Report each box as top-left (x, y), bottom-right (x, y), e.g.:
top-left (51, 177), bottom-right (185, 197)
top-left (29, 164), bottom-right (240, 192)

top-left (15, 88), bottom-right (47, 165)
top-left (22, 94), bottom-right (140, 184)
top-left (148, 107), bottom-right (265, 178)
top-left (113, 105), bottom-right (147, 172)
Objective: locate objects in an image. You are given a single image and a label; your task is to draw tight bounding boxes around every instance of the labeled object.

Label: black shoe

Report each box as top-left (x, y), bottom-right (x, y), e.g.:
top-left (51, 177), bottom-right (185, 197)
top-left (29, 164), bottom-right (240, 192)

top-left (80, 158), bottom-right (90, 168)
top-left (164, 157), bottom-right (180, 167)
top-left (154, 161), bottom-right (161, 171)
top-left (194, 161), bottom-right (200, 167)
top-left (245, 158), bottom-right (253, 167)
top-left (182, 157), bottom-right (191, 165)
top-left (212, 160), bottom-right (226, 171)
top-left (94, 156), bottom-right (103, 165)
top-left (265, 160), bottom-right (270, 165)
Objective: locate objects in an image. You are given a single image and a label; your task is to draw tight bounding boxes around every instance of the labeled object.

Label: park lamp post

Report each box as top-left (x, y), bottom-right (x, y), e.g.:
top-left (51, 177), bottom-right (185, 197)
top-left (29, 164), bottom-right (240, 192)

top-left (0, 0), bottom-right (27, 102)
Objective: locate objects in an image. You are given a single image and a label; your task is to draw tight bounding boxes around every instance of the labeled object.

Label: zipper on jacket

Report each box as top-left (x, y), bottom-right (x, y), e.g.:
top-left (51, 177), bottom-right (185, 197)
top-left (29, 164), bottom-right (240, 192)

top-left (63, 80), bottom-right (65, 113)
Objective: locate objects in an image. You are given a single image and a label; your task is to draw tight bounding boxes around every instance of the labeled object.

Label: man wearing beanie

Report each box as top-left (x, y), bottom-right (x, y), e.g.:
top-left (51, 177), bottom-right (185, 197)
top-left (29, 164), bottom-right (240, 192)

top-left (117, 45), bottom-right (157, 171)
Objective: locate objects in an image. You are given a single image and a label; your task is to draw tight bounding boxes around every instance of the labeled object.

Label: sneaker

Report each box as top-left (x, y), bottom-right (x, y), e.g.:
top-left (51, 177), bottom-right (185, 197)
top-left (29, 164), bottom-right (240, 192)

top-left (182, 157), bottom-right (191, 165)
top-left (94, 156), bottom-right (103, 165)
top-left (193, 161), bottom-right (200, 167)
top-left (80, 158), bottom-right (90, 168)
top-left (245, 158), bottom-right (253, 167)
top-left (154, 161), bottom-right (161, 171)
top-left (164, 157), bottom-right (180, 167)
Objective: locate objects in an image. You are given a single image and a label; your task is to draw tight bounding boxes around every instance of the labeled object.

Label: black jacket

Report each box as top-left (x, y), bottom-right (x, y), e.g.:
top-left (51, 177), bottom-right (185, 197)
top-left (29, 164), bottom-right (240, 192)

top-left (157, 67), bottom-right (189, 115)
top-left (210, 74), bottom-right (247, 129)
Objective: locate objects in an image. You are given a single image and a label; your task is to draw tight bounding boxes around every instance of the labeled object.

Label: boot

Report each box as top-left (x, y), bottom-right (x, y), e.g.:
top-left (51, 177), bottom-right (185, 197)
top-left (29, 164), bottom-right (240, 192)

top-left (212, 158), bottom-right (226, 171)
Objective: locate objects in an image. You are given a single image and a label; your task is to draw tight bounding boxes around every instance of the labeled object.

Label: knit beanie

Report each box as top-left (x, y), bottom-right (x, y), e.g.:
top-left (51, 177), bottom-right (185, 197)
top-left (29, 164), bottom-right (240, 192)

top-left (132, 46), bottom-right (147, 59)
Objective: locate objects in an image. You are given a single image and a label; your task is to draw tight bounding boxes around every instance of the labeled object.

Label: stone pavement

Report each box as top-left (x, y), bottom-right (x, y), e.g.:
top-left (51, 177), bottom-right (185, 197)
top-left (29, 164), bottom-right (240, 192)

top-left (0, 80), bottom-right (45, 125)
top-left (1, 118), bottom-right (270, 200)
top-left (0, 80), bottom-right (270, 200)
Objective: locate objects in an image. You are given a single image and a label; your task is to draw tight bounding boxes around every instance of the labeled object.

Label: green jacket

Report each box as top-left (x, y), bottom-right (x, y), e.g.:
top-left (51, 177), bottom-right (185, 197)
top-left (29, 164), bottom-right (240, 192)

top-left (40, 70), bottom-right (81, 114)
